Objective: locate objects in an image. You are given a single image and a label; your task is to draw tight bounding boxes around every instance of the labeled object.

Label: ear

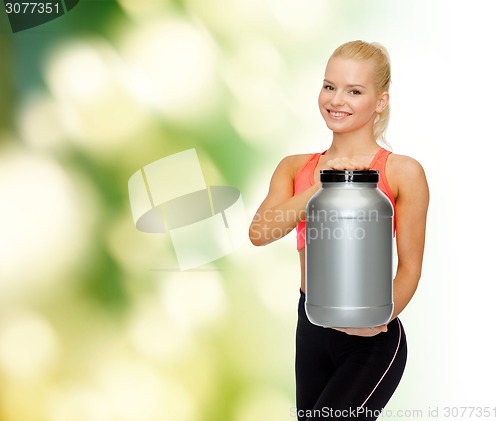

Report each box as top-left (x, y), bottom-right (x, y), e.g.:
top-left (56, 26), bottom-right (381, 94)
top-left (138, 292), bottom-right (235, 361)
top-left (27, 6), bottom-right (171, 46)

top-left (376, 92), bottom-right (389, 113)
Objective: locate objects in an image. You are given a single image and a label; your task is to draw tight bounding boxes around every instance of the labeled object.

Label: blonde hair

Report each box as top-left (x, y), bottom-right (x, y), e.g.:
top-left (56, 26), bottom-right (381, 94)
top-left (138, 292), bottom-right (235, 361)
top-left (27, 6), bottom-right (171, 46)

top-left (330, 40), bottom-right (391, 147)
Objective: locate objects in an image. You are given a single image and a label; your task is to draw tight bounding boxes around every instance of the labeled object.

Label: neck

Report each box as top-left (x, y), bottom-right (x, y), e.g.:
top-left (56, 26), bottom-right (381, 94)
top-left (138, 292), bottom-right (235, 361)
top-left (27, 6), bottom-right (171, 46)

top-left (326, 131), bottom-right (380, 157)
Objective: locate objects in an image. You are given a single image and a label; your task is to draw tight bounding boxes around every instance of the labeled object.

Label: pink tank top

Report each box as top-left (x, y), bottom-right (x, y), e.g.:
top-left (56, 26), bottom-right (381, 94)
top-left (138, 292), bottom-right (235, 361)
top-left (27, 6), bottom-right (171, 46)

top-left (294, 148), bottom-right (396, 251)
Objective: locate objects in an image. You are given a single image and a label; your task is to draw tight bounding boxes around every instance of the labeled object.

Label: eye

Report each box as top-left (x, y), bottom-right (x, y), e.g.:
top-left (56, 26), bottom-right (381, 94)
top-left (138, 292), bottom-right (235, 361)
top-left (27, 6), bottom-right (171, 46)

top-left (349, 89), bottom-right (362, 95)
top-left (323, 84), bottom-right (335, 91)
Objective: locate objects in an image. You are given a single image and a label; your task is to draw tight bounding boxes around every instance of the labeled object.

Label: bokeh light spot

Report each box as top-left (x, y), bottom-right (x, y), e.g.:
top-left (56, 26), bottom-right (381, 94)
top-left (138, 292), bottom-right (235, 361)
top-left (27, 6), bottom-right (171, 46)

top-left (119, 18), bottom-right (219, 121)
top-left (0, 312), bottom-right (59, 378)
top-left (0, 149), bottom-right (95, 296)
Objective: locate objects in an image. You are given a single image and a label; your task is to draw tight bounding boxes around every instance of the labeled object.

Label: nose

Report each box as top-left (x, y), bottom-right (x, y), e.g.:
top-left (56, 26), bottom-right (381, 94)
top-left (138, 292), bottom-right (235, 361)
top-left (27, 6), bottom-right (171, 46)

top-left (330, 90), bottom-right (345, 106)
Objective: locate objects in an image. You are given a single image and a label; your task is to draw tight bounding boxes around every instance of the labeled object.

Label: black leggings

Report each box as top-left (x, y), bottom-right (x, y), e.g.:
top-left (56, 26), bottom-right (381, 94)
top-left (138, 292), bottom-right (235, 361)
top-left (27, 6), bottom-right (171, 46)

top-left (295, 290), bottom-right (407, 420)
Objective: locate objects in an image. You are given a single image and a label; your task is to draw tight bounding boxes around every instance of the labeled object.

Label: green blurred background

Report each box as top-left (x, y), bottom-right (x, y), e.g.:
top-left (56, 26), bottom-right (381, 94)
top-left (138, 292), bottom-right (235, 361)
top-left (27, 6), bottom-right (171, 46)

top-left (1, 1), bottom-right (499, 420)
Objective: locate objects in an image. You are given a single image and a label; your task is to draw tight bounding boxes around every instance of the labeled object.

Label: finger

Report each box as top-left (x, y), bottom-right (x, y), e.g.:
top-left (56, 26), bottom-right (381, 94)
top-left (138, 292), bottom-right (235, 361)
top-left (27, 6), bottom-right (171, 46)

top-left (331, 327), bottom-right (353, 335)
top-left (330, 327), bottom-right (346, 333)
top-left (326, 160), bottom-right (355, 170)
top-left (326, 160), bottom-right (369, 171)
top-left (375, 325), bottom-right (388, 333)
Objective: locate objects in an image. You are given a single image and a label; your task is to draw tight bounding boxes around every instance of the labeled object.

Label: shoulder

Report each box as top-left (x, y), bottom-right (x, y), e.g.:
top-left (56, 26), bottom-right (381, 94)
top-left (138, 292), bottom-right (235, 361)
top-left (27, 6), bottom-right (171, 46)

top-left (274, 153), bottom-right (316, 177)
top-left (387, 153), bottom-right (426, 176)
top-left (263, 153), bottom-right (316, 199)
top-left (279, 153), bottom-right (315, 167)
top-left (386, 153), bottom-right (429, 199)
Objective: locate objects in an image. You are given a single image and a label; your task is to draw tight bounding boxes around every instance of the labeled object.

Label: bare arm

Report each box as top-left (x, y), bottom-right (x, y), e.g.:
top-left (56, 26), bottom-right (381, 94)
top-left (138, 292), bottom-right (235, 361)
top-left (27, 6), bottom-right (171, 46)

top-left (390, 156), bottom-right (430, 320)
top-left (249, 155), bottom-right (320, 246)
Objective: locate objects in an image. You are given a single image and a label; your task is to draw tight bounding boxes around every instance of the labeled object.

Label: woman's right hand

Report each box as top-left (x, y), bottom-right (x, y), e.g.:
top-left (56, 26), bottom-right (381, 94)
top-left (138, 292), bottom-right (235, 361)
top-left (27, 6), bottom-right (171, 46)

top-left (326, 157), bottom-right (371, 171)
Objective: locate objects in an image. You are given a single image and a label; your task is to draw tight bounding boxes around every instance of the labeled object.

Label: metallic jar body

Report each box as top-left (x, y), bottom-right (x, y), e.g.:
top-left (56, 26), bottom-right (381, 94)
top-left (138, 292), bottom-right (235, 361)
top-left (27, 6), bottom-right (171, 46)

top-left (305, 170), bottom-right (394, 328)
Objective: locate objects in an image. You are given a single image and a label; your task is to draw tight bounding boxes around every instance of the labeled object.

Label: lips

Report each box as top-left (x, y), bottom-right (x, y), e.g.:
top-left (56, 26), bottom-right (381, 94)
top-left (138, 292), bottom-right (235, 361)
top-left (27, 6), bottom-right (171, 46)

top-left (328, 110), bottom-right (352, 119)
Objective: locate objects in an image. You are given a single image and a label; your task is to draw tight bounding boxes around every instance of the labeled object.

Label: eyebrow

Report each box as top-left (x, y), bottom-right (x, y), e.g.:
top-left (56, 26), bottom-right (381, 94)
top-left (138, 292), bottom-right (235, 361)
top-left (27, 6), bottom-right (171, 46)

top-left (323, 79), bottom-right (367, 89)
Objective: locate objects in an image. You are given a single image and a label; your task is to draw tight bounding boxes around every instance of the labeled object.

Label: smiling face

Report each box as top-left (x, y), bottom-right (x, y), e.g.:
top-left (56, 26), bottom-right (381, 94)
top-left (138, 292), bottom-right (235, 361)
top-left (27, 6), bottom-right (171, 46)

top-left (318, 57), bottom-right (388, 138)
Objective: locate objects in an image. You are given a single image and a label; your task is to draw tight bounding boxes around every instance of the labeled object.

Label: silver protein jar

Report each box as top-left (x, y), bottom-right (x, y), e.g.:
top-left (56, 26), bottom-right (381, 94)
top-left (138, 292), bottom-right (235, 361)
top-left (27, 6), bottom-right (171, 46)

top-left (305, 169), bottom-right (394, 328)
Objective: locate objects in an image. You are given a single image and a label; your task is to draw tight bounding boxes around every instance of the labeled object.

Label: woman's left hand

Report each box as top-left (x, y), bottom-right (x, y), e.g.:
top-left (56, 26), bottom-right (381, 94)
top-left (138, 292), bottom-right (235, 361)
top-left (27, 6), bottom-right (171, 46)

top-left (331, 325), bottom-right (388, 337)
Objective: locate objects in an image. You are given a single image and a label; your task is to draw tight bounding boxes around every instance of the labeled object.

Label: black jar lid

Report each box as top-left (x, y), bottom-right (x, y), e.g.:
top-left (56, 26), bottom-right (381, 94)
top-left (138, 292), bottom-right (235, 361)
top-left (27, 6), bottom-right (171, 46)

top-left (320, 169), bottom-right (379, 183)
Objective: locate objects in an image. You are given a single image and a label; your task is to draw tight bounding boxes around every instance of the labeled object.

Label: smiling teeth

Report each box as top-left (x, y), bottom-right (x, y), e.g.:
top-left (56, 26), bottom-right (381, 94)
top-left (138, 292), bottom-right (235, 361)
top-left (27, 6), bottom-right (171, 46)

top-left (330, 111), bottom-right (350, 117)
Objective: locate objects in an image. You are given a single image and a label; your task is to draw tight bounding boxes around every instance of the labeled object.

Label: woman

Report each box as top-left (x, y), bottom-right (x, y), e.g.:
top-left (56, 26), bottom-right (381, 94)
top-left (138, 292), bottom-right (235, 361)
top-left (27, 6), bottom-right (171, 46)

top-left (249, 41), bottom-right (429, 420)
